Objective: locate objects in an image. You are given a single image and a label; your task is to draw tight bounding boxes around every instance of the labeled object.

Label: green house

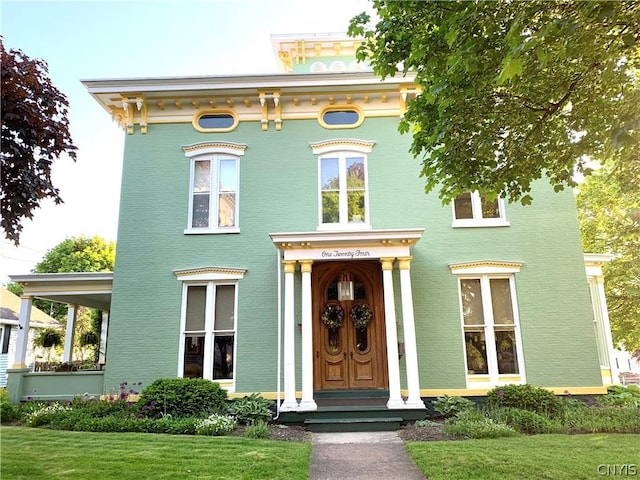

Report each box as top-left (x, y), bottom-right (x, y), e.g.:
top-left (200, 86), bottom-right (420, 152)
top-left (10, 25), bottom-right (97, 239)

top-left (8, 34), bottom-right (618, 412)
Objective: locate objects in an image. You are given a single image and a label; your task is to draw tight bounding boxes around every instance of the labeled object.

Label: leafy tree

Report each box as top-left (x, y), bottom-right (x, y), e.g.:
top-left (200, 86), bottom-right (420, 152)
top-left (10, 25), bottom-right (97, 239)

top-left (9, 236), bottom-right (115, 362)
top-left (34, 235), bottom-right (115, 275)
top-left (349, 1), bottom-right (640, 204)
top-left (577, 164), bottom-right (640, 352)
top-left (1, 38), bottom-right (77, 245)
top-left (32, 235), bottom-right (115, 323)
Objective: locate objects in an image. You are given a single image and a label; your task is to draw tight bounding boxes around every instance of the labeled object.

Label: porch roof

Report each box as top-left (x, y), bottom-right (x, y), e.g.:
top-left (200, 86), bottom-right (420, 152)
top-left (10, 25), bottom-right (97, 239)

top-left (8, 272), bottom-right (113, 311)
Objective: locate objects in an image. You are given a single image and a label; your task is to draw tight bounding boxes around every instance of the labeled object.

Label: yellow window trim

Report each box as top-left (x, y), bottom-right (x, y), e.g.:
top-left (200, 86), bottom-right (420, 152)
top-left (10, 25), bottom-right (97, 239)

top-left (192, 109), bottom-right (239, 133)
top-left (318, 104), bottom-right (364, 129)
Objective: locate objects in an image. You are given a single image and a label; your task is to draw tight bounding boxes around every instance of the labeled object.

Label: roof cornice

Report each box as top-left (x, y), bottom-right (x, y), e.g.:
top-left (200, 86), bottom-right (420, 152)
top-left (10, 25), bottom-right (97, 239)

top-left (82, 72), bottom-right (420, 134)
top-left (82, 71), bottom-right (417, 94)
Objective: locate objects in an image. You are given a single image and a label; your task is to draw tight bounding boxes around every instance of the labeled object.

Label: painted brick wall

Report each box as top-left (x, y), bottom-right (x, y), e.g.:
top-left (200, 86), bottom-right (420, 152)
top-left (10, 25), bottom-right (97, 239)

top-left (105, 115), bottom-right (601, 394)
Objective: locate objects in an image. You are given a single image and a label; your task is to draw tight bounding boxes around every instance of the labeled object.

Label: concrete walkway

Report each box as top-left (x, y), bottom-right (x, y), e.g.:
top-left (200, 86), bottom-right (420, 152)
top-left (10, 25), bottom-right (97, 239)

top-left (309, 431), bottom-right (426, 480)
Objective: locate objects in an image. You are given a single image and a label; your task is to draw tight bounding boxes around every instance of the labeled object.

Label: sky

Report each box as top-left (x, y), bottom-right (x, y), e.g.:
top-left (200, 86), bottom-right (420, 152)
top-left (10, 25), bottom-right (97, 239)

top-left (0, 0), bottom-right (373, 282)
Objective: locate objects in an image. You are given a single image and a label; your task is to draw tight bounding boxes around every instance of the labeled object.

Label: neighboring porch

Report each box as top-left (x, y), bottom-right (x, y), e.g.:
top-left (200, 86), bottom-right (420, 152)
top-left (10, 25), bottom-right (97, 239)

top-left (6, 272), bottom-right (112, 403)
top-left (270, 228), bottom-right (427, 414)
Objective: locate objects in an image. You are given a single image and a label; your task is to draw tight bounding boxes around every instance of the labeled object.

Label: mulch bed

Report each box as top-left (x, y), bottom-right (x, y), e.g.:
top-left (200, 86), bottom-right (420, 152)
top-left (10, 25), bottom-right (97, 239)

top-left (232, 423), bottom-right (311, 442)
top-left (397, 420), bottom-right (460, 442)
top-left (238, 420), bottom-right (459, 442)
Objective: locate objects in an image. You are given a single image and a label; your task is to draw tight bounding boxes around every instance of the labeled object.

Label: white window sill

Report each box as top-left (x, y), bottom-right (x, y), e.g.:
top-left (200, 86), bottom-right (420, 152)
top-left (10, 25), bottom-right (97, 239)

top-left (317, 223), bottom-right (373, 232)
top-left (466, 374), bottom-right (524, 388)
top-left (184, 228), bottom-right (240, 235)
top-left (215, 380), bottom-right (235, 392)
top-left (452, 219), bottom-right (510, 228)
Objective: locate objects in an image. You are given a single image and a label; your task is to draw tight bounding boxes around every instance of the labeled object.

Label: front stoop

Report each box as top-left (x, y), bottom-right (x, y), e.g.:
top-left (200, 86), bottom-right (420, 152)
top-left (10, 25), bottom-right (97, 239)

top-left (305, 416), bottom-right (403, 432)
top-left (278, 390), bottom-right (426, 432)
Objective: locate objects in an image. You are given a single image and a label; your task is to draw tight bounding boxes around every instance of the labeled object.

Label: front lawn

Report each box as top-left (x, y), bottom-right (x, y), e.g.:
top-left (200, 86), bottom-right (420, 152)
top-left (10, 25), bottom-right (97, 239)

top-left (0, 426), bottom-right (311, 480)
top-left (405, 434), bottom-right (640, 480)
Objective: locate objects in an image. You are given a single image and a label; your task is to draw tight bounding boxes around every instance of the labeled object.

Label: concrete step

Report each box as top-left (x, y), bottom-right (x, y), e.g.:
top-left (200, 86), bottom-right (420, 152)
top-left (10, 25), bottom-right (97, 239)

top-left (305, 416), bottom-right (403, 433)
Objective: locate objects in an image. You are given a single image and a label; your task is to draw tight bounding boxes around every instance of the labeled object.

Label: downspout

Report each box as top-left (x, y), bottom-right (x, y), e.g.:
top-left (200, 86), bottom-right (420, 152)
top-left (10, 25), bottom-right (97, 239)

top-left (274, 249), bottom-right (283, 420)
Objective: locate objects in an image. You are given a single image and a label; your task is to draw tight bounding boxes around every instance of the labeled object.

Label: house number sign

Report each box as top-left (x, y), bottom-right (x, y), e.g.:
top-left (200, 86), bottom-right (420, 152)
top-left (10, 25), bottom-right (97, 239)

top-left (321, 249), bottom-right (372, 259)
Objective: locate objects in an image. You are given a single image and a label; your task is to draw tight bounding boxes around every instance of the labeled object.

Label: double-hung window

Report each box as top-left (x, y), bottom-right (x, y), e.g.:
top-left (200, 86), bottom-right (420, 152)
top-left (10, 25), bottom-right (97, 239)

top-left (183, 142), bottom-right (246, 234)
top-left (176, 266), bottom-right (246, 390)
top-left (452, 191), bottom-right (509, 228)
top-left (450, 261), bottom-right (525, 385)
top-left (310, 139), bottom-right (375, 230)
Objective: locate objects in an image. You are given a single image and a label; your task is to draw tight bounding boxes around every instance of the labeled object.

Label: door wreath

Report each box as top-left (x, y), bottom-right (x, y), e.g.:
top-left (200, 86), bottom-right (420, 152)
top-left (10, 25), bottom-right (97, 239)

top-left (321, 303), bottom-right (345, 328)
top-left (350, 302), bottom-right (373, 329)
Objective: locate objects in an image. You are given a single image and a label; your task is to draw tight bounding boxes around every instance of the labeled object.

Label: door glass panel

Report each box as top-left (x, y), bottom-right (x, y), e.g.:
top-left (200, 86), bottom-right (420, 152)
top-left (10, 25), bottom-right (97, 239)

top-left (327, 327), bottom-right (340, 353)
top-left (353, 280), bottom-right (365, 300)
top-left (355, 327), bottom-right (368, 352)
top-left (327, 280), bottom-right (338, 301)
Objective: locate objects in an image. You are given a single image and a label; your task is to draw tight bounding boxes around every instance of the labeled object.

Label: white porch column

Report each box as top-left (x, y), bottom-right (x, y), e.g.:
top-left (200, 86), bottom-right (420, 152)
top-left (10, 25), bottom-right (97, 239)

top-left (590, 275), bottom-right (620, 384)
top-left (13, 296), bottom-right (33, 368)
top-left (595, 277), bottom-right (619, 384)
top-left (380, 258), bottom-right (405, 409)
top-left (98, 311), bottom-right (109, 366)
top-left (62, 304), bottom-right (78, 363)
top-left (281, 260), bottom-right (299, 411)
top-left (298, 260), bottom-right (317, 411)
top-left (398, 257), bottom-right (425, 409)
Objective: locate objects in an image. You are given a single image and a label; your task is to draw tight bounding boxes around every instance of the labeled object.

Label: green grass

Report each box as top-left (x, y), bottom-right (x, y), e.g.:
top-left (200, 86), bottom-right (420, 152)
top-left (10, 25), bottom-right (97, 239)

top-left (405, 434), bottom-right (640, 480)
top-left (0, 427), bottom-right (311, 480)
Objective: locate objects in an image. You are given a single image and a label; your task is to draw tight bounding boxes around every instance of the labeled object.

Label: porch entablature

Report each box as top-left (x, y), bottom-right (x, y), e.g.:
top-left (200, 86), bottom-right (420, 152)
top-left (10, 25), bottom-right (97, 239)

top-left (269, 228), bottom-right (425, 262)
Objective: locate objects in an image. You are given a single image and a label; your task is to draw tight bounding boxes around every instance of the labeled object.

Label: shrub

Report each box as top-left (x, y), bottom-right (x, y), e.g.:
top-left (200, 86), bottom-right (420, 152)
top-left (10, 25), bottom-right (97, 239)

top-left (245, 420), bottom-right (270, 439)
top-left (414, 418), bottom-right (440, 428)
top-left (25, 403), bottom-right (72, 427)
top-left (228, 393), bottom-right (273, 425)
top-left (0, 389), bottom-right (19, 424)
top-left (153, 416), bottom-right (199, 435)
top-left (445, 410), bottom-right (519, 439)
top-left (69, 397), bottom-right (136, 417)
top-left (598, 385), bottom-right (640, 408)
top-left (488, 407), bottom-right (564, 434)
top-left (72, 416), bottom-right (156, 433)
top-left (196, 414), bottom-right (237, 436)
top-left (433, 395), bottom-right (475, 418)
top-left (137, 378), bottom-right (227, 418)
top-left (487, 384), bottom-right (562, 418)
top-left (562, 405), bottom-right (640, 434)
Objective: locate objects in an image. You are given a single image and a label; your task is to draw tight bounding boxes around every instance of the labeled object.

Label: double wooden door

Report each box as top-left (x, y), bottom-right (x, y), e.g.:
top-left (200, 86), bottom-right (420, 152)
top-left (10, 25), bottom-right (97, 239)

top-left (312, 261), bottom-right (388, 390)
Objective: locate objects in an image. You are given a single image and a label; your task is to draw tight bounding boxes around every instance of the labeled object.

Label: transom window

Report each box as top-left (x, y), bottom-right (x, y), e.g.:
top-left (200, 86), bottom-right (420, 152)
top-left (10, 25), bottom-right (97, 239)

top-left (318, 106), bottom-right (364, 129)
top-left (182, 142), bottom-right (246, 234)
top-left (311, 139), bottom-right (375, 231)
top-left (452, 191), bottom-right (509, 228)
top-left (181, 283), bottom-right (237, 382)
top-left (192, 110), bottom-right (238, 132)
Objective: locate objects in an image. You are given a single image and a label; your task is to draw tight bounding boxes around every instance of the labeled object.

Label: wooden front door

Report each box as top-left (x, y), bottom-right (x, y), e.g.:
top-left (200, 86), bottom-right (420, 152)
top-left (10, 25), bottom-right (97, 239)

top-left (313, 261), bottom-right (388, 390)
